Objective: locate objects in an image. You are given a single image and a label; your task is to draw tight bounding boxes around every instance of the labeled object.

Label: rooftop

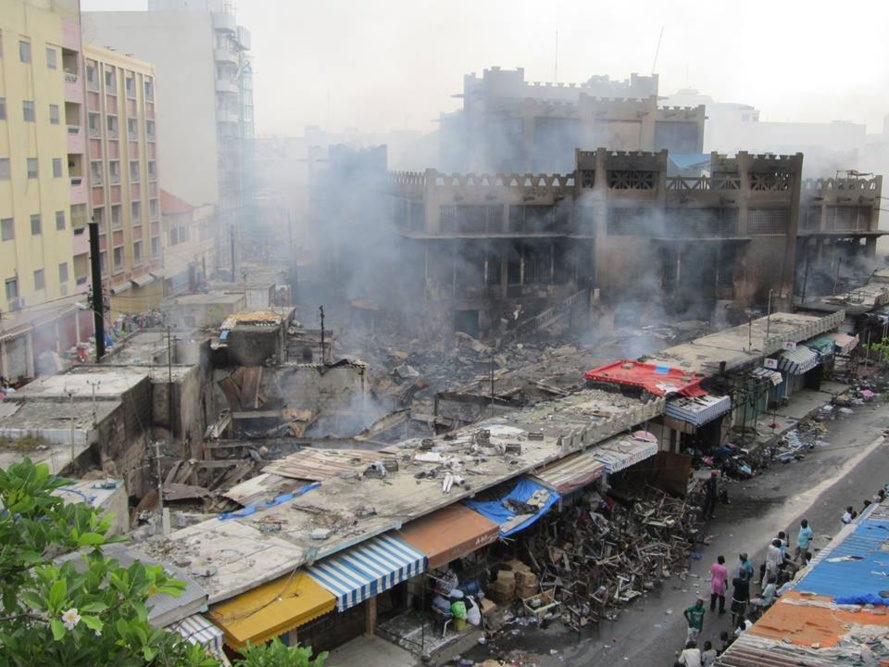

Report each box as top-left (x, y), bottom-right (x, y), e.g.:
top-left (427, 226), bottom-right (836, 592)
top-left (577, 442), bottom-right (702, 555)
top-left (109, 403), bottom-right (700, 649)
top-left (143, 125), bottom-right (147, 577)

top-left (9, 370), bottom-right (147, 400)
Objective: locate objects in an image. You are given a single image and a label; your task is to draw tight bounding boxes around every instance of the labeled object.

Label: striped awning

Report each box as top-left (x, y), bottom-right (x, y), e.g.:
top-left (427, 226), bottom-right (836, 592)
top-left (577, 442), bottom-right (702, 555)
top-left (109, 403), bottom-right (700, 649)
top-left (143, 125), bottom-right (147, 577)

top-left (531, 450), bottom-right (606, 495)
top-left (828, 332), bottom-right (859, 355)
top-left (594, 435), bottom-right (659, 473)
top-left (778, 346), bottom-right (820, 375)
top-left (306, 534), bottom-right (426, 611)
top-left (751, 367), bottom-right (783, 386)
top-left (666, 393), bottom-right (732, 427)
top-left (167, 614), bottom-right (225, 656)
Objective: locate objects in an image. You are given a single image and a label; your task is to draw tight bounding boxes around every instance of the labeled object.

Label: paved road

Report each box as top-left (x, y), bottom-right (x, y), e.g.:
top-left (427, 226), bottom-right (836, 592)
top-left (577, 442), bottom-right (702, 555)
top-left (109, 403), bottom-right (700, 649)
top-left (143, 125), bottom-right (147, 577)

top-left (464, 396), bottom-right (889, 667)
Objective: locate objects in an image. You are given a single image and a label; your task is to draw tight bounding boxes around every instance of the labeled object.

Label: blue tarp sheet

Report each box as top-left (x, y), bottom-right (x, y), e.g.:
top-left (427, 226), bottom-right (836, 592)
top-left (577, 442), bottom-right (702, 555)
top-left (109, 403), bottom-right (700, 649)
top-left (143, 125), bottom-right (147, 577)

top-left (463, 477), bottom-right (560, 538)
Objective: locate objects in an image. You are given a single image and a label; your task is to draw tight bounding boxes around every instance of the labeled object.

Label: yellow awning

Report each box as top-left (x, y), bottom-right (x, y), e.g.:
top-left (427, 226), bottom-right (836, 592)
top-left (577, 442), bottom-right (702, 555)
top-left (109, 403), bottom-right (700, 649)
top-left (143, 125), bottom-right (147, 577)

top-left (207, 572), bottom-right (336, 649)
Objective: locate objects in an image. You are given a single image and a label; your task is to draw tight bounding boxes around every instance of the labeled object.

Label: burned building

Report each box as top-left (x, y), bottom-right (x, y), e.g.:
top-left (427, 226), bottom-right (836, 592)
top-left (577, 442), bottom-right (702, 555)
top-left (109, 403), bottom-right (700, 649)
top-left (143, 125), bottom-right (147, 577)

top-left (388, 150), bottom-right (883, 339)
top-left (439, 67), bottom-right (705, 173)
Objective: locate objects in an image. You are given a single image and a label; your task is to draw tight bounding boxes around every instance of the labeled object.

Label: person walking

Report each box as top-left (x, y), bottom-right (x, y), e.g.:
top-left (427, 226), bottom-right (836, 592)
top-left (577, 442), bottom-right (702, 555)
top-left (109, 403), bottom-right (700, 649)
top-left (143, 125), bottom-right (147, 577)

top-left (684, 596), bottom-right (706, 644)
top-left (701, 469), bottom-right (719, 520)
top-left (764, 539), bottom-right (783, 582)
top-left (730, 575), bottom-right (750, 627)
top-left (796, 519), bottom-right (814, 557)
top-left (738, 552), bottom-right (754, 582)
top-left (709, 555), bottom-right (728, 614)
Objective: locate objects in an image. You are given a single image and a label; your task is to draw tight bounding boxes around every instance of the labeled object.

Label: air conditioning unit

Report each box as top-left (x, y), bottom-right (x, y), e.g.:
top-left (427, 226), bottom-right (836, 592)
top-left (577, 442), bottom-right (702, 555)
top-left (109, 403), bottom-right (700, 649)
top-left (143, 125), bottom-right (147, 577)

top-left (8, 297), bottom-right (23, 311)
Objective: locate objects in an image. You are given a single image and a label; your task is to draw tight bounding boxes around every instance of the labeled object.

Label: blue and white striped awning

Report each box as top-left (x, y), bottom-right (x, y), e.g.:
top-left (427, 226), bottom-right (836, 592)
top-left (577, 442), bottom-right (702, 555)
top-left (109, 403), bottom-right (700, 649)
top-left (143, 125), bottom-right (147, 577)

top-left (666, 393), bottom-right (732, 427)
top-left (167, 614), bottom-right (225, 657)
top-left (306, 534), bottom-right (426, 611)
top-left (778, 346), bottom-right (820, 375)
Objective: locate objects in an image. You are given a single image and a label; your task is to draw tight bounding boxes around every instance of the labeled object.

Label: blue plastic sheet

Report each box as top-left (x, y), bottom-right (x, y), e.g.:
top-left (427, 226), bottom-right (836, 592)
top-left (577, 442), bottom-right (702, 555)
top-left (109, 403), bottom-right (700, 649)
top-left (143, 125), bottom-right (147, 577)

top-left (218, 481), bottom-right (321, 521)
top-left (464, 477), bottom-right (560, 537)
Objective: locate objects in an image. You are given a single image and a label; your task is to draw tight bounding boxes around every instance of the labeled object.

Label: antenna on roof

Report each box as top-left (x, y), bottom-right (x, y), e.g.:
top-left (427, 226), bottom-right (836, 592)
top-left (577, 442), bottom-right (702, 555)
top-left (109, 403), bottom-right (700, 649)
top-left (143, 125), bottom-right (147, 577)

top-left (651, 27), bottom-right (664, 75)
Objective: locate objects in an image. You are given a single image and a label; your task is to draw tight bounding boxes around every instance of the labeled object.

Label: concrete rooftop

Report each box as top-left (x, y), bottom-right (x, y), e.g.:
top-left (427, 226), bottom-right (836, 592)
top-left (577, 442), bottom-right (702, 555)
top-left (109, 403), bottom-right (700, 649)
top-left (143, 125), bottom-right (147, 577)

top-left (12, 370), bottom-right (148, 400)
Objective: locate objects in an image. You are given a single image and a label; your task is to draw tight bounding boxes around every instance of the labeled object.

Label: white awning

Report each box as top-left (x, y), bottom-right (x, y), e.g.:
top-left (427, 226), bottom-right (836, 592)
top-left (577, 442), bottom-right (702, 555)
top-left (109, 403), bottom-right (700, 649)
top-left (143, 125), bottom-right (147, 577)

top-left (131, 273), bottom-right (155, 288)
top-left (666, 393), bottom-right (732, 427)
top-left (109, 281), bottom-right (131, 295)
top-left (594, 435), bottom-right (659, 473)
top-left (167, 614), bottom-right (225, 657)
top-left (751, 367), bottom-right (784, 386)
top-left (778, 346), bottom-right (820, 375)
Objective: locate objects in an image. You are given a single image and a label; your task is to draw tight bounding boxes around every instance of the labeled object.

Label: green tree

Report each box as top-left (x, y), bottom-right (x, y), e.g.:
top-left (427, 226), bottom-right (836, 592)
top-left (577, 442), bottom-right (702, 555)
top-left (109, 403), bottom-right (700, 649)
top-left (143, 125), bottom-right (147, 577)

top-left (0, 459), bottom-right (325, 667)
top-left (238, 639), bottom-right (327, 667)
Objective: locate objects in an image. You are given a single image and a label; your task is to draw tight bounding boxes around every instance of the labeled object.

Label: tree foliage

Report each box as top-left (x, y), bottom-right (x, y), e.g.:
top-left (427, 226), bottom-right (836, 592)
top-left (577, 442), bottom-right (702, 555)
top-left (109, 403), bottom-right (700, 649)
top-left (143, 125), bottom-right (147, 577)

top-left (0, 459), bottom-right (325, 667)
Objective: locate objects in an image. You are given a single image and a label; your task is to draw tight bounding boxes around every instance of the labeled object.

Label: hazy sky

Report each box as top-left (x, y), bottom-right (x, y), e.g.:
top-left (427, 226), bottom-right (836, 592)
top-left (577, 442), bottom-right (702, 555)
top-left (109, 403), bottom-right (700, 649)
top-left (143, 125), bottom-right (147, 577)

top-left (82, 0), bottom-right (889, 138)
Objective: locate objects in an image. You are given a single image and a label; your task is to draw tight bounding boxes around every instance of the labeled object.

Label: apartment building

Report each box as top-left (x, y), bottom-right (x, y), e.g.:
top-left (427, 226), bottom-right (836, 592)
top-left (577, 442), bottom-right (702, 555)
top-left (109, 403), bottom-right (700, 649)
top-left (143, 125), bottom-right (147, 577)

top-left (83, 0), bottom-right (254, 277)
top-left (82, 44), bottom-right (162, 315)
top-left (0, 0), bottom-right (92, 379)
top-left (160, 189), bottom-right (215, 296)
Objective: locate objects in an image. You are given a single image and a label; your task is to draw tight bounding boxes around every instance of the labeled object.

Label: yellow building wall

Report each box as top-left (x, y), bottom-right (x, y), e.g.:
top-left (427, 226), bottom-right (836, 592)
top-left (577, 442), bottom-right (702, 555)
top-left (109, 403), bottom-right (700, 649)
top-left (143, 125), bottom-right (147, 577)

top-left (0, 0), bottom-right (76, 310)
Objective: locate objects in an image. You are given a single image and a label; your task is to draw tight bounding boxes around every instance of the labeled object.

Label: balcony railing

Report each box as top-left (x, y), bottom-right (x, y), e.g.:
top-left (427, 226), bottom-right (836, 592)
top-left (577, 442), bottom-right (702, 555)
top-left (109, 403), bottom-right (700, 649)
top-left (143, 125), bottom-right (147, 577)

top-left (64, 72), bottom-right (78, 84)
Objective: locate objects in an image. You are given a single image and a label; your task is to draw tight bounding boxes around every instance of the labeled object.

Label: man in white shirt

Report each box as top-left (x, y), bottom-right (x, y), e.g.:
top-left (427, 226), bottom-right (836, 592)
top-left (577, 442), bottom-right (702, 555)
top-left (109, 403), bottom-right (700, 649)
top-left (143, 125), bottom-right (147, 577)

top-left (677, 641), bottom-right (702, 667)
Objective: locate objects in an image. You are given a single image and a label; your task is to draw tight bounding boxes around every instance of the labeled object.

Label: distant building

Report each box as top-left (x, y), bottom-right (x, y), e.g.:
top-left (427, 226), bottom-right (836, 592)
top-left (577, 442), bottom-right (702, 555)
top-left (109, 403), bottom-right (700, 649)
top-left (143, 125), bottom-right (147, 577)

top-left (159, 190), bottom-right (215, 297)
top-left (387, 149), bottom-right (883, 339)
top-left (83, 0), bottom-right (254, 276)
top-left (439, 67), bottom-right (705, 173)
top-left (0, 0), bottom-right (93, 379)
top-left (82, 44), bottom-right (163, 314)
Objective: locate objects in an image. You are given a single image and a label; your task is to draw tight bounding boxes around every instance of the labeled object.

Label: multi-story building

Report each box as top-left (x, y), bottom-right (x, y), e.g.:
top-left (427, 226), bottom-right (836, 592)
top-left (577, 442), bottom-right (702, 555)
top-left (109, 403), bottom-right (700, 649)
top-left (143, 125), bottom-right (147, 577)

top-left (159, 189), bottom-right (215, 296)
top-left (83, 44), bottom-right (162, 315)
top-left (439, 67), bottom-right (705, 174)
top-left (386, 149), bottom-right (883, 339)
top-left (0, 0), bottom-right (92, 379)
top-left (83, 0), bottom-right (254, 278)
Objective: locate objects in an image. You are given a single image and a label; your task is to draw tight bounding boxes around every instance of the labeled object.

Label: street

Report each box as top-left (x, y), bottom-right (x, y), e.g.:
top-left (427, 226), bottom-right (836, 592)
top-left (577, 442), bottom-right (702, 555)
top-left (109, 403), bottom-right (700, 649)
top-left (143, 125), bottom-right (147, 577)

top-left (464, 393), bottom-right (889, 666)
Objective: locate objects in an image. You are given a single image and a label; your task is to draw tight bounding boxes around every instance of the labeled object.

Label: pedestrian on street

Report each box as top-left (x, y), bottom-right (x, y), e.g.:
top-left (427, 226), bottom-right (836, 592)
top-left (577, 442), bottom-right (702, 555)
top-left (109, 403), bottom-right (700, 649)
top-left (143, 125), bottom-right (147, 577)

top-left (738, 552), bottom-right (754, 582)
top-left (701, 469), bottom-right (718, 520)
top-left (684, 596), bottom-right (706, 644)
top-left (676, 640), bottom-right (702, 667)
top-left (718, 630), bottom-right (733, 654)
top-left (709, 555), bottom-right (728, 613)
top-left (796, 519), bottom-right (814, 557)
top-left (841, 506), bottom-right (857, 524)
top-left (701, 640), bottom-right (718, 667)
top-left (764, 539), bottom-right (783, 582)
top-left (730, 575), bottom-right (749, 627)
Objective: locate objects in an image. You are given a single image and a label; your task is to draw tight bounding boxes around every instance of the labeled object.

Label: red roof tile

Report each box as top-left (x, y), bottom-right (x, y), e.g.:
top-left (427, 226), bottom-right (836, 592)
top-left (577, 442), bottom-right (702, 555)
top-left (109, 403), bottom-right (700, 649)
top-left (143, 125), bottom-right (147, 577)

top-left (160, 190), bottom-right (194, 215)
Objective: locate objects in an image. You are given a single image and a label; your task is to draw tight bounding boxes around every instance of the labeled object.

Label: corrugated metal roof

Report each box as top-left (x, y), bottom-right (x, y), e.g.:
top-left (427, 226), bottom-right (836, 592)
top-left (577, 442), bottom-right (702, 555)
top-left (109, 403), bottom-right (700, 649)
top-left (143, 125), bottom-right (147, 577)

top-left (777, 346), bottom-right (820, 374)
top-left (531, 449), bottom-right (606, 494)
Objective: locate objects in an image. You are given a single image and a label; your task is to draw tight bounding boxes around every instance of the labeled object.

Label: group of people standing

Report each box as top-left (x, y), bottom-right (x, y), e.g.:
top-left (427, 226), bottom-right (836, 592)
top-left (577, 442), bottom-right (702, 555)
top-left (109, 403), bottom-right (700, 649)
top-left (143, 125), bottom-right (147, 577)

top-left (674, 519), bottom-right (817, 666)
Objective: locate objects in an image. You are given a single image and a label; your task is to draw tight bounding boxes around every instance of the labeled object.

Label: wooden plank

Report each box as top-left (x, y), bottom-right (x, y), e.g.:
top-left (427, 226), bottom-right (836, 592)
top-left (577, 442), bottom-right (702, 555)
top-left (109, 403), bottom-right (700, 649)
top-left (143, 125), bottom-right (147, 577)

top-left (217, 376), bottom-right (241, 411)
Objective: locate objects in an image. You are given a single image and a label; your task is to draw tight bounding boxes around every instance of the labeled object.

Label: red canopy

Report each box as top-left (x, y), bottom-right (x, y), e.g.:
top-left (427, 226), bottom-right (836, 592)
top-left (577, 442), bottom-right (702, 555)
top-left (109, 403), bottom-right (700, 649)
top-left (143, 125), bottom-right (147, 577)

top-left (584, 360), bottom-right (707, 397)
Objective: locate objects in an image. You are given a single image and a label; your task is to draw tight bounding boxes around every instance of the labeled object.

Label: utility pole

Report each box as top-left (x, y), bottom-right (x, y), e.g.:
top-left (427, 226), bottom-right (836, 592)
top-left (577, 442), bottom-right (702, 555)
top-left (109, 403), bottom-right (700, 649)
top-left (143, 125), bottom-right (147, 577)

top-left (68, 389), bottom-right (75, 469)
top-left (153, 439), bottom-right (164, 519)
top-left (490, 353), bottom-right (495, 417)
top-left (765, 289), bottom-right (773, 346)
top-left (167, 326), bottom-right (174, 443)
top-left (229, 224), bottom-right (236, 283)
top-left (88, 221), bottom-right (105, 360)
top-left (319, 305), bottom-right (326, 364)
top-left (88, 380), bottom-right (100, 427)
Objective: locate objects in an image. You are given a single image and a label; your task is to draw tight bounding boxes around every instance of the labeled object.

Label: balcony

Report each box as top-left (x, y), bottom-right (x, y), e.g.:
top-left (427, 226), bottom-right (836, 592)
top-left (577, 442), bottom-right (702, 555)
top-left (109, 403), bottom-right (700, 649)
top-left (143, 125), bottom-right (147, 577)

top-left (64, 72), bottom-right (83, 102)
top-left (217, 108), bottom-right (240, 124)
top-left (216, 77), bottom-right (239, 94)
top-left (69, 177), bottom-right (87, 204)
top-left (66, 126), bottom-right (85, 153)
top-left (214, 48), bottom-right (238, 66)
top-left (213, 11), bottom-right (237, 33)
top-left (237, 26), bottom-right (251, 50)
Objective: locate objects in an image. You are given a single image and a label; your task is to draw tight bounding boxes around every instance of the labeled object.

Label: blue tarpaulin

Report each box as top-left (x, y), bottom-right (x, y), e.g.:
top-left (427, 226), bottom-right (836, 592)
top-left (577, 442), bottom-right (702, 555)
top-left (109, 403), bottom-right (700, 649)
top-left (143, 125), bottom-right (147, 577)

top-left (463, 477), bottom-right (560, 537)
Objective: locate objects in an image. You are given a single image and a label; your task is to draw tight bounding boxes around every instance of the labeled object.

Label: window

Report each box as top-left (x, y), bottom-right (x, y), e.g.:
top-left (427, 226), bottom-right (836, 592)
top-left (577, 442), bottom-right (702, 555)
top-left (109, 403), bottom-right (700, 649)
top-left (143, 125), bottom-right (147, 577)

top-left (86, 64), bottom-right (98, 91)
top-left (90, 161), bottom-right (102, 184)
top-left (30, 214), bottom-right (41, 235)
top-left (106, 115), bottom-right (118, 138)
top-left (149, 198), bottom-right (159, 219)
top-left (33, 269), bottom-right (44, 291)
top-left (55, 210), bottom-right (65, 230)
top-left (52, 158), bottom-right (62, 177)
top-left (5, 278), bottom-right (18, 301)
top-left (127, 118), bottom-right (137, 140)
top-left (0, 98), bottom-right (6, 120)
top-left (146, 120), bottom-right (155, 140)
top-left (131, 201), bottom-right (141, 221)
top-left (49, 104), bottom-right (59, 124)
top-left (46, 47), bottom-right (57, 69)
top-left (27, 158), bottom-right (38, 178)
top-left (88, 113), bottom-right (100, 137)
top-left (125, 75), bottom-right (136, 98)
top-left (1, 218), bottom-right (13, 241)
top-left (144, 78), bottom-right (154, 101)
top-left (113, 246), bottom-right (123, 269)
top-left (23, 100), bottom-right (35, 122)
top-left (0, 158), bottom-right (9, 180)
top-left (99, 251), bottom-right (107, 276)
top-left (111, 205), bottom-right (122, 228)
top-left (104, 68), bottom-right (116, 93)
top-left (147, 161), bottom-right (157, 180)
top-left (109, 160), bottom-right (120, 183)
top-left (129, 161), bottom-right (139, 182)
top-left (19, 40), bottom-right (31, 64)
top-left (151, 236), bottom-right (160, 257)
top-left (133, 240), bottom-right (142, 262)
top-left (58, 262), bottom-right (69, 284)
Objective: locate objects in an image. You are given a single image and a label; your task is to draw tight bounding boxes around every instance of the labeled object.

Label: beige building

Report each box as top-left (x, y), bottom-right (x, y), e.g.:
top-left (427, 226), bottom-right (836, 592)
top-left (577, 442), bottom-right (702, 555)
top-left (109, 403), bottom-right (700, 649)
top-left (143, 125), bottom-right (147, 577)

top-left (0, 0), bottom-right (92, 380)
top-left (82, 44), bottom-right (163, 316)
top-left (160, 189), bottom-right (215, 296)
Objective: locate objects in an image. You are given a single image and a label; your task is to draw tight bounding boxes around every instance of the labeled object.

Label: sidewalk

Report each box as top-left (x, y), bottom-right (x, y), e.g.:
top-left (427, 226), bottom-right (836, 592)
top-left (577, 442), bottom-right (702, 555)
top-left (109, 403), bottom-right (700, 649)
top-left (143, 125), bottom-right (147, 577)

top-left (748, 380), bottom-right (849, 452)
top-left (325, 634), bottom-right (417, 667)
